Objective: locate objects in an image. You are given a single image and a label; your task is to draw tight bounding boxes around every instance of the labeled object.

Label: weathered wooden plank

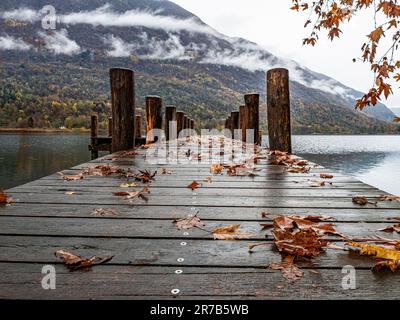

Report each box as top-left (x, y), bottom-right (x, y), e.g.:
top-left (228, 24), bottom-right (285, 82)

top-left (7, 185), bottom-right (387, 198)
top-left (0, 236), bottom-right (388, 269)
top-left (17, 178), bottom-right (376, 190)
top-left (1, 204), bottom-right (397, 222)
top-left (0, 216), bottom-right (397, 240)
top-left (6, 192), bottom-right (400, 209)
top-left (0, 264), bottom-right (398, 299)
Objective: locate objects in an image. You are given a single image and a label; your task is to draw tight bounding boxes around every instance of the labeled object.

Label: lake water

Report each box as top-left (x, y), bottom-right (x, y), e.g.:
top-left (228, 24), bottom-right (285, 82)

top-left (0, 134), bottom-right (399, 195)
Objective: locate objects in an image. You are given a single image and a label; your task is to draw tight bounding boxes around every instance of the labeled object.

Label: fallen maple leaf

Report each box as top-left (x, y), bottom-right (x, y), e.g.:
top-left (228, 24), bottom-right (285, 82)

top-left (91, 208), bottom-right (117, 216)
top-left (303, 215), bottom-right (336, 222)
top-left (212, 224), bottom-right (252, 240)
top-left (135, 170), bottom-right (157, 183)
top-left (320, 173), bottom-right (334, 179)
top-left (58, 172), bottom-right (84, 181)
top-left (174, 213), bottom-right (204, 230)
top-left (269, 255), bottom-right (304, 283)
top-left (113, 187), bottom-right (150, 202)
top-left (188, 181), bottom-right (200, 190)
top-left (119, 182), bottom-right (137, 188)
top-left (379, 224), bottom-right (400, 233)
top-left (203, 177), bottom-right (213, 183)
top-left (55, 250), bottom-right (113, 271)
top-left (210, 164), bottom-right (223, 174)
top-left (0, 191), bottom-right (13, 205)
top-left (161, 168), bottom-right (172, 175)
top-left (346, 242), bottom-right (400, 272)
top-left (379, 195), bottom-right (400, 202)
top-left (352, 196), bottom-right (377, 206)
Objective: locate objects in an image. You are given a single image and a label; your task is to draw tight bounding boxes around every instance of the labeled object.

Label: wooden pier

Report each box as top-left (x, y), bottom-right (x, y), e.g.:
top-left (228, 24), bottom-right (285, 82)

top-left (0, 68), bottom-right (399, 299)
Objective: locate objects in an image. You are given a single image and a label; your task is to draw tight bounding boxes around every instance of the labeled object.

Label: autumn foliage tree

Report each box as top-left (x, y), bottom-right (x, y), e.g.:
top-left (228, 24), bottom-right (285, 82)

top-left (291, 0), bottom-right (400, 122)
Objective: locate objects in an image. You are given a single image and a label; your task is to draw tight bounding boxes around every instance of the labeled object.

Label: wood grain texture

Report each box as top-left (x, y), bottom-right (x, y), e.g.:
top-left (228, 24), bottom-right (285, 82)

top-left (267, 68), bottom-right (292, 153)
top-left (110, 68), bottom-right (135, 153)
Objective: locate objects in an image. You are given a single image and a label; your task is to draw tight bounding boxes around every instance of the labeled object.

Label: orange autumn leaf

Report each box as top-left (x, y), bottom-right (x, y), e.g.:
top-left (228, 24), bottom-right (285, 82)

top-left (0, 191), bottom-right (13, 204)
top-left (320, 173), bottom-right (334, 179)
top-left (210, 164), bottom-right (223, 174)
top-left (187, 180), bottom-right (200, 190)
top-left (212, 224), bottom-right (252, 240)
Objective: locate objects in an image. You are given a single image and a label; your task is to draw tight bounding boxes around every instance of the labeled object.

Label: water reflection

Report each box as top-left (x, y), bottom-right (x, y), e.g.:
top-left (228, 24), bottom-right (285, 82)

top-left (0, 134), bottom-right (91, 189)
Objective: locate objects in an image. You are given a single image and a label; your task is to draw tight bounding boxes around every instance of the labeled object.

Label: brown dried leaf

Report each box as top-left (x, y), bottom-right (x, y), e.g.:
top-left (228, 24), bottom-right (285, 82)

top-left (352, 196), bottom-right (377, 206)
top-left (212, 224), bottom-right (252, 240)
top-left (320, 173), bottom-right (334, 179)
top-left (188, 180), bottom-right (200, 190)
top-left (379, 224), bottom-right (400, 233)
top-left (303, 215), bottom-right (336, 222)
top-left (203, 177), bottom-right (213, 183)
top-left (136, 170), bottom-right (157, 183)
top-left (379, 195), bottom-right (400, 202)
top-left (161, 168), bottom-right (172, 175)
top-left (55, 250), bottom-right (113, 271)
top-left (91, 208), bottom-right (117, 216)
top-left (269, 255), bottom-right (304, 283)
top-left (59, 172), bottom-right (84, 181)
top-left (174, 213), bottom-right (204, 230)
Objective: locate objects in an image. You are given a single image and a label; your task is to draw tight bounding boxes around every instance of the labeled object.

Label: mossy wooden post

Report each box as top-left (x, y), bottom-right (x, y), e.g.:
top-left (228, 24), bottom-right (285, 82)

top-left (176, 112), bottom-right (185, 136)
top-left (239, 105), bottom-right (248, 143)
top-left (108, 117), bottom-right (112, 137)
top-left (244, 93), bottom-right (260, 145)
top-left (135, 115), bottom-right (142, 139)
top-left (146, 96), bottom-right (163, 144)
top-left (267, 68), bottom-right (292, 153)
top-left (110, 68), bottom-right (135, 153)
top-left (231, 111), bottom-right (239, 140)
top-left (165, 106), bottom-right (177, 141)
top-left (90, 115), bottom-right (98, 160)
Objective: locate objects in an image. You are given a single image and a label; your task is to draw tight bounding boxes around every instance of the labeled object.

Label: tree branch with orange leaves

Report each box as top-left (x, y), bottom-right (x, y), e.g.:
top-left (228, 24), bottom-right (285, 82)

top-left (291, 0), bottom-right (400, 122)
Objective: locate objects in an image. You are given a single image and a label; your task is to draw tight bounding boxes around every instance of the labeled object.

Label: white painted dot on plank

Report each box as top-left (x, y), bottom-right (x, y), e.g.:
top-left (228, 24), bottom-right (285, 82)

top-left (171, 289), bottom-right (180, 295)
top-left (175, 270), bottom-right (183, 274)
top-left (177, 258), bottom-right (185, 263)
top-left (180, 242), bottom-right (187, 246)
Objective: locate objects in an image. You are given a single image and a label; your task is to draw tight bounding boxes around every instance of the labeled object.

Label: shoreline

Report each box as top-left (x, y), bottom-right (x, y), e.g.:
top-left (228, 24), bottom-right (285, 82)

top-left (0, 128), bottom-right (90, 134)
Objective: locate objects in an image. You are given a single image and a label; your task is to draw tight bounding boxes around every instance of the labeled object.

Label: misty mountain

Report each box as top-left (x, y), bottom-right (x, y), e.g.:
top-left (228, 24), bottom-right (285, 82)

top-left (0, 0), bottom-right (399, 133)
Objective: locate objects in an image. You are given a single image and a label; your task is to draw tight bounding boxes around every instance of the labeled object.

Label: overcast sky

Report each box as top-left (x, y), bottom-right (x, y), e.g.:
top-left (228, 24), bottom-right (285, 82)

top-left (172, 0), bottom-right (400, 107)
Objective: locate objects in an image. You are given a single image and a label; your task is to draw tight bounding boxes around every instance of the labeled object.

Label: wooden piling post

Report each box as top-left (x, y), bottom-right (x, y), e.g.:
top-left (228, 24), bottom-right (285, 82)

top-left (176, 112), bottom-right (185, 136)
top-left (239, 105), bottom-right (248, 143)
top-left (135, 115), bottom-right (142, 139)
top-left (110, 68), bottom-right (135, 153)
top-left (108, 117), bottom-right (112, 137)
top-left (90, 115), bottom-right (99, 160)
top-left (146, 96), bottom-right (163, 144)
top-left (165, 106), bottom-right (177, 141)
top-left (231, 111), bottom-right (239, 139)
top-left (267, 68), bottom-right (292, 153)
top-left (190, 119), bottom-right (194, 130)
top-left (244, 93), bottom-right (260, 145)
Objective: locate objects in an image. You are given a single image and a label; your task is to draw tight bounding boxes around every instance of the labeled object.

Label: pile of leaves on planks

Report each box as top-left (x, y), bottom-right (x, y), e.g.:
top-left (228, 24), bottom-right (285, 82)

top-left (265, 215), bottom-right (343, 282)
top-left (268, 150), bottom-right (311, 173)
